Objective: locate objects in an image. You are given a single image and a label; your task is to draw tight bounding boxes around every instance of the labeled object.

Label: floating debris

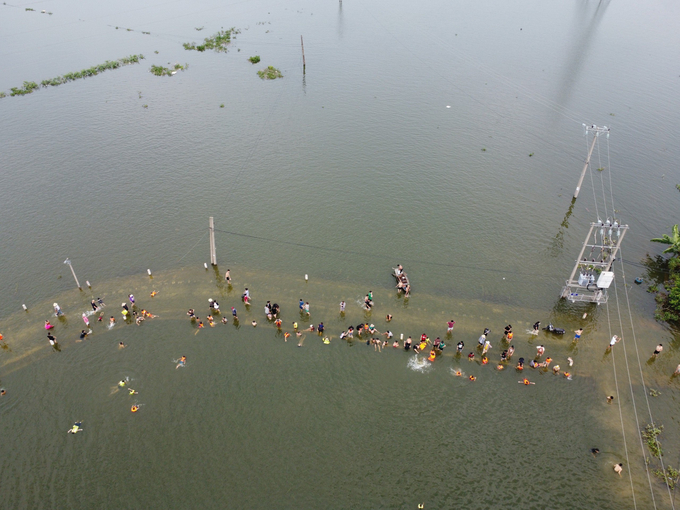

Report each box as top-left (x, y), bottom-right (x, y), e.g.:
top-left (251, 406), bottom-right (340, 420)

top-left (257, 66), bottom-right (283, 80)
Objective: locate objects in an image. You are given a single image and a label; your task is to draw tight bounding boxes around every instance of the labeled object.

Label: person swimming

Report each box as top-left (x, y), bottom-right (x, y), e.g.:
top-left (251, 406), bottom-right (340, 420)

top-left (176, 356), bottom-right (187, 369)
top-left (118, 380), bottom-right (127, 387)
top-left (128, 389), bottom-right (138, 395)
top-left (404, 337), bottom-right (412, 351)
top-left (284, 332), bottom-right (291, 342)
top-left (468, 352), bottom-right (475, 361)
top-left (67, 421), bottom-right (83, 434)
top-left (119, 342), bottom-right (126, 349)
top-left (457, 341), bottom-right (464, 353)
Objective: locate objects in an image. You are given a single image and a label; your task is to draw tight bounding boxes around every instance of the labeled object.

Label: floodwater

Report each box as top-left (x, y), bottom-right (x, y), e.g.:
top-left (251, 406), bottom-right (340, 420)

top-left (1, 0), bottom-right (680, 507)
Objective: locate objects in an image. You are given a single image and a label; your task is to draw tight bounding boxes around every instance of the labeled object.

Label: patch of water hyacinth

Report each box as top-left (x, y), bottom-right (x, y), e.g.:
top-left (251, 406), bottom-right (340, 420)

top-left (183, 28), bottom-right (240, 53)
top-left (257, 66), bottom-right (283, 80)
top-left (6, 55), bottom-right (145, 96)
top-left (150, 63), bottom-right (187, 76)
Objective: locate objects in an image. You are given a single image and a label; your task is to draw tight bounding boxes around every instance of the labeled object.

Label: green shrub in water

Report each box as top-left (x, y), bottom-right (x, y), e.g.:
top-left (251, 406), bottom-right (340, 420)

top-left (642, 423), bottom-right (663, 458)
top-left (654, 466), bottom-right (680, 489)
top-left (257, 66), bottom-right (283, 80)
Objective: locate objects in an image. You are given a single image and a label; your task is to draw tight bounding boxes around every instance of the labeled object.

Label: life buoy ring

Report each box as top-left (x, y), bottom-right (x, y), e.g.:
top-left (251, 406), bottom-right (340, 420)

top-left (131, 405), bottom-right (139, 413)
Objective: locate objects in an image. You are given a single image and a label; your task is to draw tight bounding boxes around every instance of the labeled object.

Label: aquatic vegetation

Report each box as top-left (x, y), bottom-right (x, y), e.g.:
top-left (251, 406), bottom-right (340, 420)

top-left (5, 55), bottom-right (145, 97)
top-left (0, 92), bottom-right (5, 98)
top-left (676, 184), bottom-right (680, 192)
top-left (220, 104), bottom-right (225, 108)
top-left (649, 388), bottom-right (661, 397)
top-left (649, 226), bottom-right (680, 322)
top-left (25, 7), bottom-right (34, 11)
top-left (248, 55), bottom-right (261, 64)
top-left (142, 104), bottom-right (148, 108)
top-left (654, 466), bottom-right (679, 489)
top-left (183, 28), bottom-right (240, 52)
top-left (642, 423), bottom-right (663, 458)
top-left (10, 81), bottom-right (39, 96)
top-left (257, 66), bottom-right (283, 80)
top-left (150, 63), bottom-right (187, 76)
top-left (529, 153), bottom-right (534, 157)
top-left (596, 167), bottom-right (604, 172)
top-left (481, 148), bottom-right (486, 152)
top-left (195, 26), bottom-right (204, 31)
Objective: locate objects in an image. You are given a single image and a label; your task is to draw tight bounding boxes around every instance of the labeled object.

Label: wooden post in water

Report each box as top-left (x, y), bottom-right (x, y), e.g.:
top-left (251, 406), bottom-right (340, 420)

top-left (301, 35), bottom-right (306, 73)
top-left (209, 217), bottom-right (217, 266)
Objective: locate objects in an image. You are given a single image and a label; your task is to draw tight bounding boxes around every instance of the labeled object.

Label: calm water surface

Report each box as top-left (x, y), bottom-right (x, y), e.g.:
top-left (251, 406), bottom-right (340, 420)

top-left (1, 0), bottom-right (680, 507)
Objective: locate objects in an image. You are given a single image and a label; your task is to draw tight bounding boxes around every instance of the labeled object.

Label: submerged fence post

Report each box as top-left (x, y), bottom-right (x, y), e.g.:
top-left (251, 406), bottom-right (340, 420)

top-left (301, 35), bottom-right (306, 73)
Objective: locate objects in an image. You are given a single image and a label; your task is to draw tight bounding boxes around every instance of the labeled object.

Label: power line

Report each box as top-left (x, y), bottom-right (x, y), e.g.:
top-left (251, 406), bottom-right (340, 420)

top-left (611, 267), bottom-right (658, 508)
top-left (619, 251), bottom-right (677, 508)
top-left (607, 299), bottom-right (639, 509)
top-left (213, 227), bottom-right (562, 280)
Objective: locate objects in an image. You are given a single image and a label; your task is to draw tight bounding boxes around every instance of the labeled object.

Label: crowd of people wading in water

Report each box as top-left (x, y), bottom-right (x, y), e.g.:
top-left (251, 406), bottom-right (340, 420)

top-left (3, 264), bottom-right (673, 476)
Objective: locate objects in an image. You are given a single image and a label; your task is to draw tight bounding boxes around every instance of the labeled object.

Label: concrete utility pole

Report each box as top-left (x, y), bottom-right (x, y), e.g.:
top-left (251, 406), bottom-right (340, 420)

top-left (64, 258), bottom-right (82, 290)
top-left (574, 124), bottom-right (609, 199)
top-left (209, 217), bottom-right (217, 266)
